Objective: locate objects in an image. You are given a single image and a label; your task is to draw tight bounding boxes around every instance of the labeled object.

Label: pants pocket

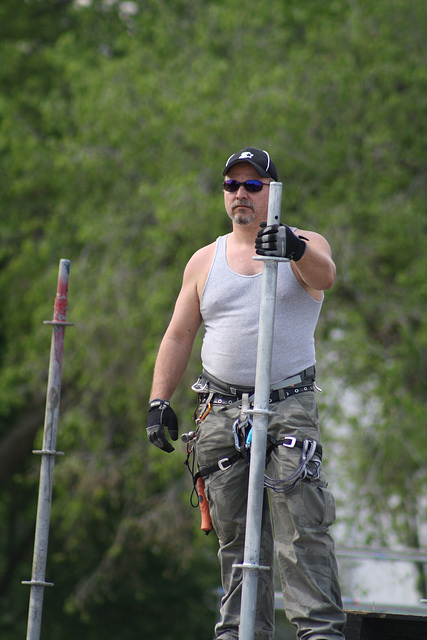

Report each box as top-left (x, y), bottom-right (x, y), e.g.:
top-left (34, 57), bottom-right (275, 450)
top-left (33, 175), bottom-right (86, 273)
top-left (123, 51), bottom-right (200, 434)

top-left (299, 477), bottom-right (336, 529)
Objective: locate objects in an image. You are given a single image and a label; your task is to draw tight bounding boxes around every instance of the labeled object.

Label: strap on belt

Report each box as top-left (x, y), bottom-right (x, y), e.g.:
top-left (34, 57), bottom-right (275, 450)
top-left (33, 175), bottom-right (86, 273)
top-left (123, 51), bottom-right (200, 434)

top-left (195, 453), bottom-right (242, 481)
top-left (271, 435), bottom-right (323, 459)
top-left (195, 436), bottom-right (322, 481)
top-left (200, 366), bottom-right (316, 397)
top-left (198, 384), bottom-right (314, 406)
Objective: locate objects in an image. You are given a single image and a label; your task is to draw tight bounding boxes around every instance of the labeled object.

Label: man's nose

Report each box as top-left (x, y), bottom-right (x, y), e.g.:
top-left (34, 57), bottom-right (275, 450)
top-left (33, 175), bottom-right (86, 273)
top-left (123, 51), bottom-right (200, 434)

top-left (235, 184), bottom-right (249, 197)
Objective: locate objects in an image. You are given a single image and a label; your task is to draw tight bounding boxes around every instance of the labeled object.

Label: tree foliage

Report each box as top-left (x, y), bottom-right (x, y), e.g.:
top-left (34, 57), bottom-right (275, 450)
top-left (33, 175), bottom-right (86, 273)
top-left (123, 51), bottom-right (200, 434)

top-left (0, 0), bottom-right (426, 637)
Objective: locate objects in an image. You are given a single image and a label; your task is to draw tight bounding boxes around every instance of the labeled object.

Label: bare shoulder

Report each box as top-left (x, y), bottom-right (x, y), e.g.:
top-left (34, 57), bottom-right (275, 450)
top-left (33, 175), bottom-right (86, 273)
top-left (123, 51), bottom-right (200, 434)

top-left (185, 241), bottom-right (216, 276)
top-left (184, 240), bottom-right (217, 299)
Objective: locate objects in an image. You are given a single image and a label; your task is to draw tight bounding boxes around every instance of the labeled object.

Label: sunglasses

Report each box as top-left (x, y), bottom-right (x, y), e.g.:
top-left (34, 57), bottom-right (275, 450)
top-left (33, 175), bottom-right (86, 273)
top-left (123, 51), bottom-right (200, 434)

top-left (223, 179), bottom-right (270, 193)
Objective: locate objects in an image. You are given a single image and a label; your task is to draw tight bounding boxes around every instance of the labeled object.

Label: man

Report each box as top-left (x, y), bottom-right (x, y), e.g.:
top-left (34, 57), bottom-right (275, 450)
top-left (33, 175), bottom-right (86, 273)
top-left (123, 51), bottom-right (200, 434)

top-left (147, 147), bottom-right (346, 640)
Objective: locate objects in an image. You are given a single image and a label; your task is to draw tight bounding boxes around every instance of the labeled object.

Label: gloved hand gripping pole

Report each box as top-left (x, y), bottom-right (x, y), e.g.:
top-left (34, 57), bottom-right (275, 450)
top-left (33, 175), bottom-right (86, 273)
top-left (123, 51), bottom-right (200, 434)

top-left (234, 183), bottom-right (285, 640)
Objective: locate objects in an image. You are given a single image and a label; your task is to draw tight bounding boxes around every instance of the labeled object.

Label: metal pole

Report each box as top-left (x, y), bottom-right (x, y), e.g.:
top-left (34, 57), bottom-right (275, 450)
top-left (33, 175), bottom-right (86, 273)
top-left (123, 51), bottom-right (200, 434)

top-left (23, 259), bottom-right (73, 640)
top-left (236, 183), bottom-right (285, 640)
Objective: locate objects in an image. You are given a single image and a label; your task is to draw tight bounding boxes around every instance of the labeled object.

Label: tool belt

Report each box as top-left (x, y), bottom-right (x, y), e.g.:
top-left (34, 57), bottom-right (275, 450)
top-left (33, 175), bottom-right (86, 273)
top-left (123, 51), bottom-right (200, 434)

top-left (195, 366), bottom-right (316, 406)
top-left (188, 365), bottom-right (321, 494)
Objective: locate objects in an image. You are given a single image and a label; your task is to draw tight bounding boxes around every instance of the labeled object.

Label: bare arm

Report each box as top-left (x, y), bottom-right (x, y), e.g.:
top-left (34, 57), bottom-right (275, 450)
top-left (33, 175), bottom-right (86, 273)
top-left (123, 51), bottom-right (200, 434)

top-left (146, 245), bottom-right (213, 453)
top-left (291, 229), bottom-right (336, 296)
top-left (149, 247), bottom-right (210, 401)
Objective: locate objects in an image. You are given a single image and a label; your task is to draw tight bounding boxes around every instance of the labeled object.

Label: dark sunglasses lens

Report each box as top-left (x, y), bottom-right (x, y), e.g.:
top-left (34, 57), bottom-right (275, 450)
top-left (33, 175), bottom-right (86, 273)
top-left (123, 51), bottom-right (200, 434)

top-left (223, 180), bottom-right (264, 192)
top-left (223, 180), bottom-right (239, 192)
top-left (244, 180), bottom-right (263, 192)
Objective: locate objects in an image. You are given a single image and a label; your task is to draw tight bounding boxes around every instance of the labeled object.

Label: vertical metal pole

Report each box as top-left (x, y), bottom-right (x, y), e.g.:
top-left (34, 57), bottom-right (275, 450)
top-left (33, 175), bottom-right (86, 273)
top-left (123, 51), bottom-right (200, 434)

top-left (23, 259), bottom-right (73, 640)
top-left (236, 183), bottom-right (284, 640)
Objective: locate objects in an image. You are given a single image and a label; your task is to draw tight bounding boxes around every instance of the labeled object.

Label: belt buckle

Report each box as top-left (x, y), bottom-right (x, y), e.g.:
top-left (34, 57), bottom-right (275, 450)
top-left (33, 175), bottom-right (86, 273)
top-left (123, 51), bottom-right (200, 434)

top-left (218, 457), bottom-right (232, 471)
top-left (282, 436), bottom-right (297, 448)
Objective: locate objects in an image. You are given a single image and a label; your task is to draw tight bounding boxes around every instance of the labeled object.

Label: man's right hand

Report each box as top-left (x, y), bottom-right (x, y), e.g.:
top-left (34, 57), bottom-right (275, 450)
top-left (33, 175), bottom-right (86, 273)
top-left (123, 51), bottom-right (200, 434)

top-left (146, 399), bottom-right (179, 453)
top-left (255, 223), bottom-right (307, 261)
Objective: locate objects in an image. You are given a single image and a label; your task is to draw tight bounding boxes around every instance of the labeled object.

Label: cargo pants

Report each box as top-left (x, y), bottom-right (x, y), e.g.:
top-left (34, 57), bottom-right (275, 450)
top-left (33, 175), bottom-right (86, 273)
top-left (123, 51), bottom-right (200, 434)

top-left (194, 387), bottom-right (346, 640)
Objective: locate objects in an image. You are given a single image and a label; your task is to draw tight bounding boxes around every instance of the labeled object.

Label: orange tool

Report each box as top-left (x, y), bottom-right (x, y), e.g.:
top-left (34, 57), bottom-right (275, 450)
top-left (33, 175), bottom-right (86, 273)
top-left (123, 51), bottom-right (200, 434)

top-left (196, 477), bottom-right (213, 534)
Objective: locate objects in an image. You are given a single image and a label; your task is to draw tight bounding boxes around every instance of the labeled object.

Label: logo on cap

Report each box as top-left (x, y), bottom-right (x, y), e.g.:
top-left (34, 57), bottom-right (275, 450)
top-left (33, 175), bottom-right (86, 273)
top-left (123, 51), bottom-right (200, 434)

top-left (239, 152), bottom-right (254, 159)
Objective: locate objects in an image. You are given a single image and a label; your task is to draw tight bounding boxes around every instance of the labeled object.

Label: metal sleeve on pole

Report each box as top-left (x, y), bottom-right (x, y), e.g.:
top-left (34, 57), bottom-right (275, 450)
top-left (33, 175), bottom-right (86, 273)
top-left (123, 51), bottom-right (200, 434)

top-left (23, 259), bottom-right (72, 640)
top-left (237, 183), bottom-right (284, 640)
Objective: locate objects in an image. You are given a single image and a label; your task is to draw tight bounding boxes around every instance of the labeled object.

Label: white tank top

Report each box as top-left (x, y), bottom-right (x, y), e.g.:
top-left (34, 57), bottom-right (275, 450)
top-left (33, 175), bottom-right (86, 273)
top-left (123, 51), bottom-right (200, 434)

top-left (200, 234), bottom-right (323, 387)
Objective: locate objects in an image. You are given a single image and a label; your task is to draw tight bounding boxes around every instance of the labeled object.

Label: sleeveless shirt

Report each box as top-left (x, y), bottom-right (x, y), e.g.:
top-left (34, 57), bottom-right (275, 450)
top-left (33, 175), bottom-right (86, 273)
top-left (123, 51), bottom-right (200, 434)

top-left (200, 234), bottom-right (323, 387)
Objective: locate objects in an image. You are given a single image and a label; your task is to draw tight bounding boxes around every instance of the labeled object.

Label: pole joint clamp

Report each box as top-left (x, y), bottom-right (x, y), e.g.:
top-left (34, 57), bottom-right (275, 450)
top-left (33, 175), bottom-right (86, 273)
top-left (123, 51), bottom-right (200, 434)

top-left (32, 449), bottom-right (65, 456)
top-left (232, 563), bottom-right (271, 571)
top-left (245, 408), bottom-right (276, 417)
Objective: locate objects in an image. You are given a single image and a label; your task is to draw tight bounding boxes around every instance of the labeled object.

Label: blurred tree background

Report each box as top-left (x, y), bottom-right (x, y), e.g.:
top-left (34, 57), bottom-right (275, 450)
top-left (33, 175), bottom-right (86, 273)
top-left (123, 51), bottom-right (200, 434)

top-left (0, 0), bottom-right (426, 638)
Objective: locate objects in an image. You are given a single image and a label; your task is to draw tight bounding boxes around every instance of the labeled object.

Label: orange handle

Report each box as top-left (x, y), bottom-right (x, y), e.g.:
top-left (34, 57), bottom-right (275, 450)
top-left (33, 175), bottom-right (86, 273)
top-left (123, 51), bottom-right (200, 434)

top-left (196, 477), bottom-right (213, 533)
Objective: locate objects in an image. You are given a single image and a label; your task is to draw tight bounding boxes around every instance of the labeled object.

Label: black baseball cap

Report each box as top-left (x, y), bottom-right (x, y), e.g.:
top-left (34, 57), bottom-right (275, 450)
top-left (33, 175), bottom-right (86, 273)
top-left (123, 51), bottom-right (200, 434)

top-left (223, 147), bottom-right (278, 181)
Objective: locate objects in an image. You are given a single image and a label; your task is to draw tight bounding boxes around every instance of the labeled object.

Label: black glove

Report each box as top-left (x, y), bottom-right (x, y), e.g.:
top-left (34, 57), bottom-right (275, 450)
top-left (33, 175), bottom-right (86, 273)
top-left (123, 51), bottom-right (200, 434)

top-left (255, 223), bottom-right (307, 261)
top-left (146, 399), bottom-right (178, 453)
